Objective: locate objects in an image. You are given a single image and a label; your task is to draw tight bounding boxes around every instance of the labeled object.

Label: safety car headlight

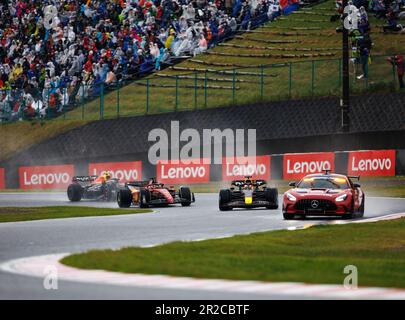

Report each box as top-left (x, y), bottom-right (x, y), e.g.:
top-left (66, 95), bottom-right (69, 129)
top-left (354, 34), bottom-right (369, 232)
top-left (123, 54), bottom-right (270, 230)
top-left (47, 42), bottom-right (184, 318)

top-left (336, 194), bottom-right (348, 202)
top-left (286, 192), bottom-right (297, 202)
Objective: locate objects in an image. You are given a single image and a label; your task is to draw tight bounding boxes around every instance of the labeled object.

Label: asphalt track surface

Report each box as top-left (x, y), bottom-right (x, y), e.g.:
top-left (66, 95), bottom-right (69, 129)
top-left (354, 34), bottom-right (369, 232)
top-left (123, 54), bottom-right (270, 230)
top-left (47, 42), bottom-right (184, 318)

top-left (0, 192), bottom-right (405, 300)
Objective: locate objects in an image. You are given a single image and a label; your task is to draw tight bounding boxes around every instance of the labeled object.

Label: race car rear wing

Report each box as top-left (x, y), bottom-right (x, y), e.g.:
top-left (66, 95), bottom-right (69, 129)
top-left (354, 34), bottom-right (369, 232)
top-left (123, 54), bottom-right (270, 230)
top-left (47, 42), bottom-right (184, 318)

top-left (348, 176), bottom-right (360, 181)
top-left (232, 179), bottom-right (267, 187)
top-left (72, 176), bottom-right (98, 182)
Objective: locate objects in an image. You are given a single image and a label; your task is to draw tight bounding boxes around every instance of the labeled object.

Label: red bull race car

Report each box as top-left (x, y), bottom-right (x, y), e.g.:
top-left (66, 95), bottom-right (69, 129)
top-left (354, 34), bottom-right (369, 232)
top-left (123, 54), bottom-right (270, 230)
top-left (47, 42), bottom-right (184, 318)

top-left (282, 170), bottom-right (365, 220)
top-left (67, 171), bottom-right (119, 202)
top-left (219, 176), bottom-right (279, 211)
top-left (117, 178), bottom-right (195, 208)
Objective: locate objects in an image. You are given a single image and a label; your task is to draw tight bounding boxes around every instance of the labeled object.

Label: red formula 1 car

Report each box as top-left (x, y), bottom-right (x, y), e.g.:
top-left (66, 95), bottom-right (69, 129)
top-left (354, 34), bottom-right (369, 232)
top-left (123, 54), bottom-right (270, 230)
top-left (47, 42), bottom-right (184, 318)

top-left (117, 178), bottom-right (195, 208)
top-left (282, 170), bottom-right (365, 220)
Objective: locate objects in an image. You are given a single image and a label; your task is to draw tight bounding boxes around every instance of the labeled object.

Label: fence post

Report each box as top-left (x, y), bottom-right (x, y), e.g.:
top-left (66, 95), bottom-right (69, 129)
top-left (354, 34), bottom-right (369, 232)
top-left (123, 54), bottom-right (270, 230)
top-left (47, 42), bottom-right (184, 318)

top-left (146, 79), bottom-right (150, 114)
top-left (311, 60), bottom-right (315, 95)
top-left (288, 62), bottom-right (292, 97)
top-left (260, 65), bottom-right (264, 100)
top-left (117, 82), bottom-right (120, 118)
top-left (338, 58), bottom-right (342, 89)
top-left (175, 75), bottom-right (179, 112)
top-left (194, 72), bottom-right (198, 110)
top-left (232, 69), bottom-right (236, 104)
top-left (204, 70), bottom-right (208, 108)
top-left (100, 83), bottom-right (104, 120)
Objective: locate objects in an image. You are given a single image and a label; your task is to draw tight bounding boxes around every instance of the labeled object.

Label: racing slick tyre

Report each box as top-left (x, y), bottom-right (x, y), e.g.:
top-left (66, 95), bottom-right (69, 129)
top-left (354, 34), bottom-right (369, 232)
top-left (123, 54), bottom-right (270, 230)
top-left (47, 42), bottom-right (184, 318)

top-left (219, 189), bottom-right (232, 211)
top-left (179, 187), bottom-right (192, 207)
top-left (67, 184), bottom-right (83, 202)
top-left (265, 188), bottom-right (279, 210)
top-left (140, 189), bottom-right (151, 208)
top-left (117, 189), bottom-right (132, 208)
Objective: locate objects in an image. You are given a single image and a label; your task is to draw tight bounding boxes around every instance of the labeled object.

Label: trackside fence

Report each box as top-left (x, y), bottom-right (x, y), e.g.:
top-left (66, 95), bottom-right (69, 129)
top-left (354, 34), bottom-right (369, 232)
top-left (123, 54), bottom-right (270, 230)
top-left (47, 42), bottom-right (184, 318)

top-left (0, 54), bottom-right (401, 123)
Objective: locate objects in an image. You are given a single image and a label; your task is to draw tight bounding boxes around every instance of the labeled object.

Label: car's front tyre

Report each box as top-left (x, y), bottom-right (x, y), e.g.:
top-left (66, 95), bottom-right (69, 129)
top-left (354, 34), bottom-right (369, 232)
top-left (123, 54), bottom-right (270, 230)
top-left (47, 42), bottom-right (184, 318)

top-left (179, 187), bottom-right (192, 207)
top-left (117, 189), bottom-right (132, 208)
top-left (283, 212), bottom-right (295, 220)
top-left (67, 184), bottom-right (83, 202)
top-left (219, 189), bottom-right (232, 211)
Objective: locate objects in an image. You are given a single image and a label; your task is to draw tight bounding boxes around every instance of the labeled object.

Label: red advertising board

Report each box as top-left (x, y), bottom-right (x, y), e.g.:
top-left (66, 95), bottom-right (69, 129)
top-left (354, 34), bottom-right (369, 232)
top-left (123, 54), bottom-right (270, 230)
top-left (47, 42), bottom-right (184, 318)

top-left (157, 160), bottom-right (210, 184)
top-left (89, 161), bottom-right (142, 182)
top-left (19, 165), bottom-right (75, 189)
top-left (222, 155), bottom-right (271, 181)
top-left (348, 150), bottom-right (396, 176)
top-left (0, 168), bottom-right (4, 189)
top-left (283, 152), bottom-right (335, 180)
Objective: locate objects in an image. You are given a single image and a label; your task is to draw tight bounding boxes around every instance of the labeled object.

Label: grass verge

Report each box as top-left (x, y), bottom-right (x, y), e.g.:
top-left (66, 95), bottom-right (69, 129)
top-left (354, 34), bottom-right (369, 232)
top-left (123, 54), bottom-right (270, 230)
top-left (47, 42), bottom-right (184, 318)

top-left (62, 218), bottom-right (405, 288)
top-left (0, 206), bottom-right (152, 223)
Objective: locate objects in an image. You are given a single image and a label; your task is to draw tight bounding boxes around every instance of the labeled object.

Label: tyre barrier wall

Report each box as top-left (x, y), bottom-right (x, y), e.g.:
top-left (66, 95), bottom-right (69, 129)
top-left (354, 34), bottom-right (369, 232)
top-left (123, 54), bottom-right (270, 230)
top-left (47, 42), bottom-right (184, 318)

top-left (1, 148), bottom-right (403, 190)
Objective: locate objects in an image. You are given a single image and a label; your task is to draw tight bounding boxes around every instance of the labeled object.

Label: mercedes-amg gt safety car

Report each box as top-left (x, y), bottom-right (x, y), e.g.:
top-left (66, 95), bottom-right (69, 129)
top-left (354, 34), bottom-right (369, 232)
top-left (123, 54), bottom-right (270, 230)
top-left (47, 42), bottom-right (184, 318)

top-left (219, 176), bottom-right (279, 211)
top-left (67, 171), bottom-right (119, 202)
top-left (117, 178), bottom-right (195, 208)
top-left (282, 170), bottom-right (365, 220)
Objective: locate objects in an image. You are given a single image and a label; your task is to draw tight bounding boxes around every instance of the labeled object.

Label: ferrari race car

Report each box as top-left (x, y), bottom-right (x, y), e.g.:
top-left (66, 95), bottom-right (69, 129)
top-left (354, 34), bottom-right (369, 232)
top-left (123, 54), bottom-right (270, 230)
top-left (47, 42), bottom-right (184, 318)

top-left (282, 170), bottom-right (365, 220)
top-left (117, 178), bottom-right (195, 208)
top-left (67, 171), bottom-right (119, 202)
top-left (219, 177), bottom-right (279, 211)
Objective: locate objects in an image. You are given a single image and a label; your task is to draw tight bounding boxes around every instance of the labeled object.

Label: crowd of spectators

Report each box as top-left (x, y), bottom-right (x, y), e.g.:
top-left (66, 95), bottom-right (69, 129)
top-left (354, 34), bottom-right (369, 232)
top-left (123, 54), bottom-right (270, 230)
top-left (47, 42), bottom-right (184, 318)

top-left (0, 0), bottom-right (283, 122)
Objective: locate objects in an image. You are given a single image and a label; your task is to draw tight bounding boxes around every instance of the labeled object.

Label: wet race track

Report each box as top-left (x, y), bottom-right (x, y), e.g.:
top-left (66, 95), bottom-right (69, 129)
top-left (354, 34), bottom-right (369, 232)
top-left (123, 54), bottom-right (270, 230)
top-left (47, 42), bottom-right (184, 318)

top-left (0, 192), bottom-right (405, 299)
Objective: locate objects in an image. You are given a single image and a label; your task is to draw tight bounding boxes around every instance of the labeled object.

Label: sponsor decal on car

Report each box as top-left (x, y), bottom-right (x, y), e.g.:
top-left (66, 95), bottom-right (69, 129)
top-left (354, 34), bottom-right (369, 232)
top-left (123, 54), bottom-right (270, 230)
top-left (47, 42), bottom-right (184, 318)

top-left (0, 168), bottom-right (4, 189)
top-left (89, 161), bottom-right (142, 182)
top-left (283, 152), bottom-right (335, 180)
top-left (348, 150), bottom-right (395, 176)
top-left (19, 165), bottom-right (75, 189)
top-left (157, 159), bottom-right (210, 184)
top-left (222, 155), bottom-right (271, 181)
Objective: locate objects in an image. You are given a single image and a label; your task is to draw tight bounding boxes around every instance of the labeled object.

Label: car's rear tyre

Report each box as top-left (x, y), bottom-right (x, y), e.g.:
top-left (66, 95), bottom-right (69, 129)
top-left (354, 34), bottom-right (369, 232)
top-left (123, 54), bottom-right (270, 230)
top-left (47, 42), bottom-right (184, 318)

top-left (67, 184), bottom-right (83, 202)
top-left (219, 189), bottom-right (232, 211)
top-left (117, 189), bottom-right (132, 208)
top-left (265, 188), bottom-right (279, 210)
top-left (140, 189), bottom-right (151, 208)
top-left (179, 187), bottom-right (192, 207)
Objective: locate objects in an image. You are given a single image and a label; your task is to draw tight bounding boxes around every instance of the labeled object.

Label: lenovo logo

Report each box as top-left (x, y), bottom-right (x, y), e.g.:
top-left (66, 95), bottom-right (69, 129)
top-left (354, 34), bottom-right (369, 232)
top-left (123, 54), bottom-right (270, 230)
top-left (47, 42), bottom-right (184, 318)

top-left (222, 156), bottom-right (271, 181)
top-left (157, 160), bottom-right (210, 184)
top-left (19, 165), bottom-right (75, 189)
top-left (89, 161), bottom-right (142, 182)
top-left (348, 150), bottom-right (395, 176)
top-left (283, 152), bottom-right (335, 180)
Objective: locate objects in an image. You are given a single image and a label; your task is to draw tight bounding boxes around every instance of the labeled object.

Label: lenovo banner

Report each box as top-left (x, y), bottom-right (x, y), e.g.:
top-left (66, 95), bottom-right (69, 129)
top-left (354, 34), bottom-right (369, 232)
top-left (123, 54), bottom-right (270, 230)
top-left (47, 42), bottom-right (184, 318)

top-left (89, 161), bottom-right (142, 182)
top-left (348, 150), bottom-right (396, 176)
top-left (19, 165), bottom-right (75, 189)
top-left (0, 168), bottom-right (4, 189)
top-left (157, 160), bottom-right (210, 184)
top-left (283, 152), bottom-right (335, 180)
top-left (222, 156), bottom-right (271, 181)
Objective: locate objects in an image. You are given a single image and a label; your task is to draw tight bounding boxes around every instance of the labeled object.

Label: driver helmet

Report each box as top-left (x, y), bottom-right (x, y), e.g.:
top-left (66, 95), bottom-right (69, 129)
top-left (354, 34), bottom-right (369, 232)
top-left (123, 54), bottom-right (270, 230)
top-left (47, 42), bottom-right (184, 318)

top-left (102, 171), bottom-right (112, 180)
